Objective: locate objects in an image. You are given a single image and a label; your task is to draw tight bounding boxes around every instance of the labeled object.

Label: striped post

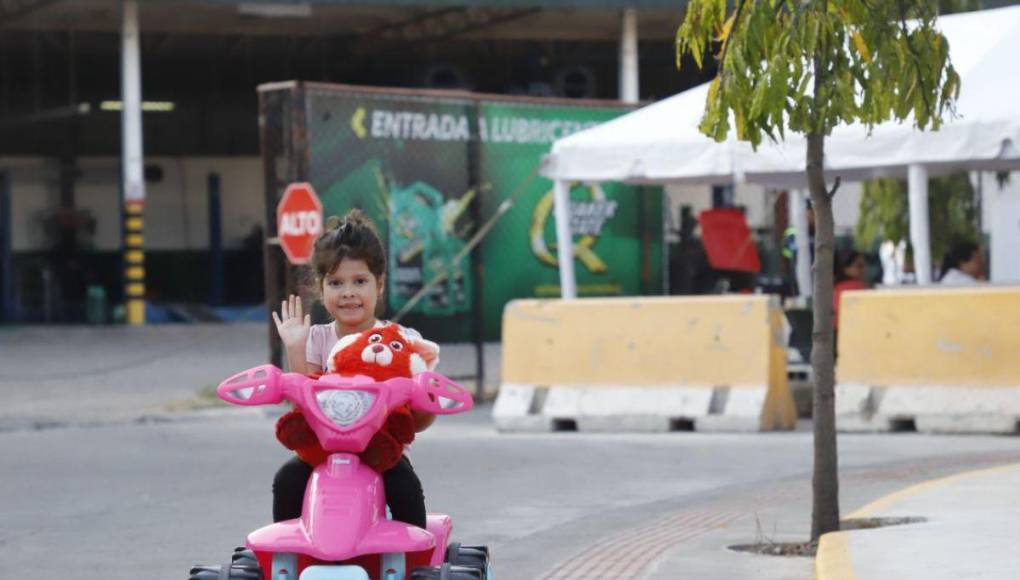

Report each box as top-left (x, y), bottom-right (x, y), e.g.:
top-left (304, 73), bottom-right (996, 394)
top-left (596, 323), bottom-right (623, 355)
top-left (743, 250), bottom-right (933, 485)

top-left (123, 201), bottom-right (145, 324)
top-left (121, 0), bottom-right (146, 325)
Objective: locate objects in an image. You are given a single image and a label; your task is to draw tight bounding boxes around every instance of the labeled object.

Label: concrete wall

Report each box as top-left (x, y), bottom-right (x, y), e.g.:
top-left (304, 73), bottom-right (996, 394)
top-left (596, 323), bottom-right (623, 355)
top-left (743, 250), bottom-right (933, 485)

top-left (495, 295), bottom-right (797, 432)
top-left (502, 295), bottom-right (786, 388)
top-left (2, 156), bottom-right (264, 252)
top-left (838, 286), bottom-right (1020, 387)
top-left (835, 285), bottom-right (1020, 433)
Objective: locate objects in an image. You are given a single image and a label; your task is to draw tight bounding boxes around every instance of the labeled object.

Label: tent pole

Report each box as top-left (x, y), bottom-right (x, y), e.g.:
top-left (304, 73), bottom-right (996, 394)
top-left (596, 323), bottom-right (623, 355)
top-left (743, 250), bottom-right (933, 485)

top-left (553, 179), bottom-right (577, 299)
top-left (619, 9), bottom-right (639, 104)
top-left (790, 189), bottom-right (813, 297)
top-left (908, 164), bottom-right (932, 284)
top-left (990, 173), bottom-right (1020, 283)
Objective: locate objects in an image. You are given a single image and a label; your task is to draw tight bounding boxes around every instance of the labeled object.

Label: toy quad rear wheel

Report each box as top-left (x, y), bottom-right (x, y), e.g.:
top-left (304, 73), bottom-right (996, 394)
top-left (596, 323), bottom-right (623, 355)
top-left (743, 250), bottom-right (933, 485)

top-left (445, 542), bottom-right (491, 577)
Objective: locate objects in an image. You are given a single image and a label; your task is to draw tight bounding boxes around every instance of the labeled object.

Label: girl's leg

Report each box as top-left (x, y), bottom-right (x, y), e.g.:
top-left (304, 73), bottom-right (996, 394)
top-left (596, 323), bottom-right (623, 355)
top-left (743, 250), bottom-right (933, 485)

top-left (272, 456), bottom-right (313, 522)
top-left (383, 455), bottom-right (427, 528)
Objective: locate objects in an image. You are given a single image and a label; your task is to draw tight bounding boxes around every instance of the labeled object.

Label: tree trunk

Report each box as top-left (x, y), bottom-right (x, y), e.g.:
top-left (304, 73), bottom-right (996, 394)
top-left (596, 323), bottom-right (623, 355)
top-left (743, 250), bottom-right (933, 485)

top-left (806, 131), bottom-right (840, 541)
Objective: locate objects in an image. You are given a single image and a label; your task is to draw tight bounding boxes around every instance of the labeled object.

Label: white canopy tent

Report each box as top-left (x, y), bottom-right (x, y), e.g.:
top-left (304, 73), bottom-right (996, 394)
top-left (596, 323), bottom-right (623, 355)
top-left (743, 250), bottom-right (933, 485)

top-left (542, 5), bottom-right (1020, 296)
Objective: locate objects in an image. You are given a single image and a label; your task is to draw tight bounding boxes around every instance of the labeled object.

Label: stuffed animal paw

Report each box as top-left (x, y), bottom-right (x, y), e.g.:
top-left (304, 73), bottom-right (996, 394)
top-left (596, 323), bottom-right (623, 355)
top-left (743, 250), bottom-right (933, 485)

top-left (360, 430), bottom-right (403, 473)
top-left (386, 404), bottom-right (417, 445)
top-left (275, 409), bottom-right (317, 450)
top-left (276, 409), bottom-right (329, 466)
top-left (293, 442), bottom-right (329, 467)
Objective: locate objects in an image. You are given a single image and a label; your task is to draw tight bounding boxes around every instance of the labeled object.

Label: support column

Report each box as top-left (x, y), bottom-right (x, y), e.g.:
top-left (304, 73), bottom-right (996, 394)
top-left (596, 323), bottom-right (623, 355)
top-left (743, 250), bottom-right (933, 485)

top-left (789, 189), bottom-right (813, 296)
top-left (121, 0), bottom-right (146, 324)
top-left (0, 172), bottom-right (13, 322)
top-left (553, 179), bottom-right (577, 299)
top-left (908, 164), bottom-right (932, 285)
top-left (208, 173), bottom-right (223, 306)
top-left (990, 174), bottom-right (1020, 282)
top-left (619, 8), bottom-right (639, 104)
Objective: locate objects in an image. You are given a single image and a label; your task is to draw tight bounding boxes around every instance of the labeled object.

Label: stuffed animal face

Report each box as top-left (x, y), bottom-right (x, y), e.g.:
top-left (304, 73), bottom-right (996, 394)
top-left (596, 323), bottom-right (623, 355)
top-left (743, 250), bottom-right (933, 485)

top-left (326, 323), bottom-right (439, 382)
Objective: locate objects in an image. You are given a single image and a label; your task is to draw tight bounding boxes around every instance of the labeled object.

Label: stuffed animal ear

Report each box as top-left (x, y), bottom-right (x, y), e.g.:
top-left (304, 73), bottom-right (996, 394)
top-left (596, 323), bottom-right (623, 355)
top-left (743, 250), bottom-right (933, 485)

top-left (326, 332), bottom-right (360, 373)
top-left (410, 337), bottom-right (440, 371)
top-left (396, 325), bottom-right (440, 373)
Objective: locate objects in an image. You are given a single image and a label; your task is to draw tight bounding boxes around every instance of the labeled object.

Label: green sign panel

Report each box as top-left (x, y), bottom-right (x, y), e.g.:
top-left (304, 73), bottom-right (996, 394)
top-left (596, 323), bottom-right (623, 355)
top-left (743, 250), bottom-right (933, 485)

top-left (303, 87), bottom-right (663, 341)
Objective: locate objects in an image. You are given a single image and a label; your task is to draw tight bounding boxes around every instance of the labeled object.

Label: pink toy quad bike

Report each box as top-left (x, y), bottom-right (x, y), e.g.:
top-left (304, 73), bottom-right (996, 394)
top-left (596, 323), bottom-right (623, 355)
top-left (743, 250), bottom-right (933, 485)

top-left (187, 365), bottom-right (491, 580)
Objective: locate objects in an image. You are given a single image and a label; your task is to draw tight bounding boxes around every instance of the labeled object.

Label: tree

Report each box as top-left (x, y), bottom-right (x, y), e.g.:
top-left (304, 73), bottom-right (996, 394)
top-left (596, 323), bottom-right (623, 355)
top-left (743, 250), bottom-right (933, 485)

top-left (856, 172), bottom-right (980, 269)
top-left (677, 1), bottom-right (959, 541)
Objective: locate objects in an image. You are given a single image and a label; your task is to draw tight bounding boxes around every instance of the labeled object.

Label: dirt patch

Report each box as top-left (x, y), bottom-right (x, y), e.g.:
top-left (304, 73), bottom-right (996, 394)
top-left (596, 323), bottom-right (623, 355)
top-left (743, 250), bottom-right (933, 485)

top-left (730, 541), bottom-right (817, 557)
top-left (161, 385), bottom-right (227, 412)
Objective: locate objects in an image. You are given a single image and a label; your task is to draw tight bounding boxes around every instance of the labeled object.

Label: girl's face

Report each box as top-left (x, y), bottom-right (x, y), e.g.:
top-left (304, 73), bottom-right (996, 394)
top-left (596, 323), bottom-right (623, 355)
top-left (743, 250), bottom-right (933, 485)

top-left (321, 258), bottom-right (384, 331)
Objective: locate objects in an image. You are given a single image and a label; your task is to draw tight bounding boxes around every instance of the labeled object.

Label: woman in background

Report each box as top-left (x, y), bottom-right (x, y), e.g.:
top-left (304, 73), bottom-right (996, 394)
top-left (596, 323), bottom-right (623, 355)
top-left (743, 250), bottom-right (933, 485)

top-left (832, 249), bottom-right (871, 358)
top-left (939, 241), bottom-right (985, 285)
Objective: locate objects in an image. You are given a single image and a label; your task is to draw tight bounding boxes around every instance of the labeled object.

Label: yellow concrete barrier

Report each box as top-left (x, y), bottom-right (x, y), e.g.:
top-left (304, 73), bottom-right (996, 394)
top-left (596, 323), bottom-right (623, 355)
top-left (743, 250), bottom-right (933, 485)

top-left (836, 286), bottom-right (1020, 433)
top-left (493, 295), bottom-right (796, 432)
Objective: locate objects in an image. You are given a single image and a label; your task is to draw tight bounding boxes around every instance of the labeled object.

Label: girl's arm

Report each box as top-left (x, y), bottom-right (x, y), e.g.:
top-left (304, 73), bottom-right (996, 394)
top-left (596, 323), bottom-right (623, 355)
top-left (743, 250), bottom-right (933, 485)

top-left (286, 348), bottom-right (321, 375)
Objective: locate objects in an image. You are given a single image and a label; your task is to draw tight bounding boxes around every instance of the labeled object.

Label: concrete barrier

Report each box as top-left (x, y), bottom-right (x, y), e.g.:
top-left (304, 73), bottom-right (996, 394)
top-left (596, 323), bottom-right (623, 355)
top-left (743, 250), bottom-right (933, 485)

top-left (492, 295), bottom-right (797, 433)
top-left (836, 286), bottom-right (1020, 434)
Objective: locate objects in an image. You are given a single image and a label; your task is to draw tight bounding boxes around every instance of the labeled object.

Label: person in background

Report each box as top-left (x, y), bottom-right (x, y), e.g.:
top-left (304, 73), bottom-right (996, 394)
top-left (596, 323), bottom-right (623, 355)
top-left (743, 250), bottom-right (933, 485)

top-left (939, 241), bottom-right (985, 285)
top-left (782, 200), bottom-right (815, 296)
top-left (832, 249), bottom-right (871, 358)
top-left (833, 249), bottom-right (870, 332)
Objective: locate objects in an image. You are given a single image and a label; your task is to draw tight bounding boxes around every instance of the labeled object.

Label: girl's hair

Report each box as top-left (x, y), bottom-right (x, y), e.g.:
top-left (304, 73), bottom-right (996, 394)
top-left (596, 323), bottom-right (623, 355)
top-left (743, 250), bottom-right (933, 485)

top-left (311, 209), bottom-right (386, 286)
top-left (833, 249), bottom-right (862, 283)
top-left (940, 240), bottom-right (978, 280)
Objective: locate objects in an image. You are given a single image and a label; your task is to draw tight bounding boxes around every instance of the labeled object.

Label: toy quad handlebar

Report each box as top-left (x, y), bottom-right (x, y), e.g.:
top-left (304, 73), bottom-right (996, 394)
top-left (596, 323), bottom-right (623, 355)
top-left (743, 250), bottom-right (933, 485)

top-left (217, 365), bottom-right (474, 416)
top-left (217, 365), bottom-right (473, 453)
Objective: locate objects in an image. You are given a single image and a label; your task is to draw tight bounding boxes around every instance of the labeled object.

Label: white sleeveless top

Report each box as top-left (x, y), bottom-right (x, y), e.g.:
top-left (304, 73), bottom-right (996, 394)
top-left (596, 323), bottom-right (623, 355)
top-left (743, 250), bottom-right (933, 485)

top-left (305, 320), bottom-right (424, 369)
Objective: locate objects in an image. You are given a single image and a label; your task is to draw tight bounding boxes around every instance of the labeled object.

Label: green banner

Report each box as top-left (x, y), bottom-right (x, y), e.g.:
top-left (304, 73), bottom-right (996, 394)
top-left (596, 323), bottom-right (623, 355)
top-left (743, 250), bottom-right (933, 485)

top-left (302, 87), bottom-right (663, 341)
top-left (478, 102), bottom-right (664, 339)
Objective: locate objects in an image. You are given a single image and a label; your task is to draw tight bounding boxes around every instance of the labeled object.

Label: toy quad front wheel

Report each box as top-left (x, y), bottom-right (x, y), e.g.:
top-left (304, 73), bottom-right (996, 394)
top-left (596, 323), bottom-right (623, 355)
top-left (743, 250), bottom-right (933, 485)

top-left (410, 563), bottom-right (484, 580)
top-left (188, 547), bottom-right (262, 580)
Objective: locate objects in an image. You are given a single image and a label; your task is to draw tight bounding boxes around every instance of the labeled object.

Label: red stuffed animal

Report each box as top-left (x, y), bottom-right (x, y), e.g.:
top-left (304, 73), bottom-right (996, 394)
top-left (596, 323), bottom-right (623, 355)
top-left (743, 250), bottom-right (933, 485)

top-left (276, 324), bottom-right (440, 472)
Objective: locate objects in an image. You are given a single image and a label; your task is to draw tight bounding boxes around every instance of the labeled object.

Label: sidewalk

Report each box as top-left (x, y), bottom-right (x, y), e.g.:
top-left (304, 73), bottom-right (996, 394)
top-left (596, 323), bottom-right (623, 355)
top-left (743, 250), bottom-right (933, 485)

top-left (0, 323), bottom-right (500, 430)
top-left (816, 462), bottom-right (1020, 579)
top-left (520, 446), bottom-right (1020, 580)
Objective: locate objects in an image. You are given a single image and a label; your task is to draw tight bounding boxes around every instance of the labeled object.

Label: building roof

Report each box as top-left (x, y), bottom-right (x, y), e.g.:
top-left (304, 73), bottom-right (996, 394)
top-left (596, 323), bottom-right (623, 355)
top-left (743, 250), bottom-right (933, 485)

top-left (4, 0), bottom-right (683, 41)
top-left (204, 0), bottom-right (685, 9)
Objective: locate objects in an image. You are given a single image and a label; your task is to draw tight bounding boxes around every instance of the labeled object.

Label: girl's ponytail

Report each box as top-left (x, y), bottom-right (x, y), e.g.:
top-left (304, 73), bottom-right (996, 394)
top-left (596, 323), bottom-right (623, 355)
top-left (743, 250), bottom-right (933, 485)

top-left (311, 209), bottom-right (387, 283)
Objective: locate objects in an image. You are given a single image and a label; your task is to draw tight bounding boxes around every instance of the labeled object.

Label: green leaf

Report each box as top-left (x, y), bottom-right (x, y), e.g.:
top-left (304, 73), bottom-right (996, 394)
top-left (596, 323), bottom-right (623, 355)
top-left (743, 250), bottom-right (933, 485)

top-left (852, 31), bottom-right (871, 62)
top-left (718, 12), bottom-right (736, 42)
top-left (707, 76), bottom-right (721, 104)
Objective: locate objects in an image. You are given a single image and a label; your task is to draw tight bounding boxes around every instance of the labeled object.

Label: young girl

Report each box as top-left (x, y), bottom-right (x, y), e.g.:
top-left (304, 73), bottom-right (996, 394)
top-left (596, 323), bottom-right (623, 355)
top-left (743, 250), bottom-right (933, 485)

top-left (271, 209), bottom-right (435, 528)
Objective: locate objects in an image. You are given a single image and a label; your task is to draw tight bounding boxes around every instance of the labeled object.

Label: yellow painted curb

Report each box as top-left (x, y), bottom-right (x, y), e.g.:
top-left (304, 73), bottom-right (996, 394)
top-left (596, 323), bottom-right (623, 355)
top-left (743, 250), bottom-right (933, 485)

top-left (815, 532), bottom-right (856, 580)
top-left (815, 461), bottom-right (1020, 580)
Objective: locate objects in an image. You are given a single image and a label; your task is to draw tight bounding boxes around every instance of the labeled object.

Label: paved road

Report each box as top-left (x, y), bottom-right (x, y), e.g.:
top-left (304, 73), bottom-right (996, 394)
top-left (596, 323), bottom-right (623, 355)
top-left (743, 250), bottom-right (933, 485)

top-left (3, 324), bottom-right (1019, 579)
top-left (3, 405), bottom-right (1019, 580)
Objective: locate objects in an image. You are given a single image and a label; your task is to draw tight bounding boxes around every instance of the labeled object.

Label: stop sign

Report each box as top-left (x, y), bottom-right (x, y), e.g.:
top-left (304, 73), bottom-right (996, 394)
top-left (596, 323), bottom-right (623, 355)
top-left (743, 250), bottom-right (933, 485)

top-left (277, 182), bottom-right (323, 265)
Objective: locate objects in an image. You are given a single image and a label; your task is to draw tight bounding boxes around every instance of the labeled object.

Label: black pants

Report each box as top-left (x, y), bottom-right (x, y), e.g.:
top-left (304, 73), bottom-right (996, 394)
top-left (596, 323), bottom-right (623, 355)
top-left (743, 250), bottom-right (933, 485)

top-left (272, 454), bottom-right (426, 528)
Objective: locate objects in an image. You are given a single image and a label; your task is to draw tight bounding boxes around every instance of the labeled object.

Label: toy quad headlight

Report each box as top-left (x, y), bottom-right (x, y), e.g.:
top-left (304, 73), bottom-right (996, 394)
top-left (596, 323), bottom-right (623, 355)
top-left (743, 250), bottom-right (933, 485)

top-left (315, 390), bottom-right (376, 427)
